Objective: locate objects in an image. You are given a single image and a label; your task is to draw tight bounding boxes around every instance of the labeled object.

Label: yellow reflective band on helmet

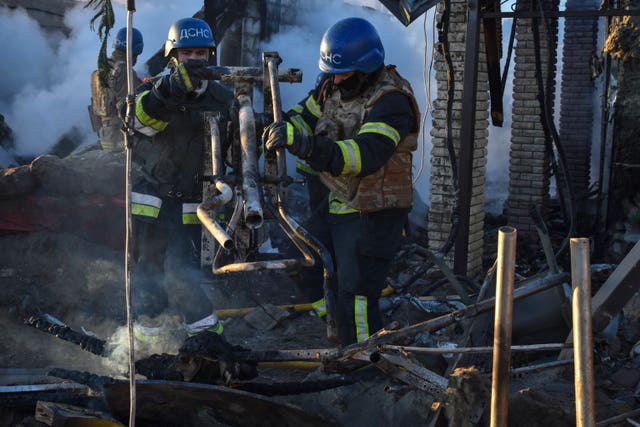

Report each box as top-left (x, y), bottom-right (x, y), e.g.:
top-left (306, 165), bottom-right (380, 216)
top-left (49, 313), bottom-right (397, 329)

top-left (182, 202), bottom-right (201, 225)
top-left (295, 160), bottom-right (320, 175)
top-left (131, 191), bottom-right (162, 218)
top-left (177, 62), bottom-right (194, 92)
top-left (336, 139), bottom-right (361, 176)
top-left (358, 122), bottom-right (401, 146)
top-left (136, 91), bottom-right (169, 132)
top-left (311, 298), bottom-right (327, 317)
top-left (290, 115), bottom-right (313, 136)
top-left (354, 295), bottom-right (370, 342)
top-left (305, 95), bottom-right (322, 118)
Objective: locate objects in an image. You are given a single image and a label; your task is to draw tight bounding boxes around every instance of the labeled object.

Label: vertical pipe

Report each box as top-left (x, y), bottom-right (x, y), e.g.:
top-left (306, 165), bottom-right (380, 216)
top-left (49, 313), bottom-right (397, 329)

top-left (570, 238), bottom-right (596, 427)
top-left (490, 226), bottom-right (517, 427)
top-left (237, 94), bottom-right (263, 229)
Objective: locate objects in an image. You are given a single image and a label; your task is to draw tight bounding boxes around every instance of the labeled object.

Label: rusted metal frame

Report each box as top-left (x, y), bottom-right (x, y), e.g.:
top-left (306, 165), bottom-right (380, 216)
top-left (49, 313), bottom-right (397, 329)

top-left (323, 271), bottom-right (570, 370)
top-left (570, 238), bottom-right (596, 427)
top-left (482, 8), bottom-right (640, 18)
top-left (490, 226), bottom-right (517, 427)
top-left (369, 350), bottom-right (448, 397)
top-left (453, 0), bottom-right (481, 277)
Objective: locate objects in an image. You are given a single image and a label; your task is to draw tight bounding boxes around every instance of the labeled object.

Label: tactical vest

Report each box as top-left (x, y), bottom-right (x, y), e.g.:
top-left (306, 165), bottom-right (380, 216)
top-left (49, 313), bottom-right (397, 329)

top-left (133, 80), bottom-right (233, 198)
top-left (315, 65), bottom-right (420, 212)
top-left (90, 54), bottom-right (141, 150)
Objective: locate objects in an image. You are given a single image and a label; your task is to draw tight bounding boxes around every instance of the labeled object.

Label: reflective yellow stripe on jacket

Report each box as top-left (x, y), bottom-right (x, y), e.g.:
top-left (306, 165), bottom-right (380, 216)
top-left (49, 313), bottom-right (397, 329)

top-left (135, 90), bottom-right (168, 136)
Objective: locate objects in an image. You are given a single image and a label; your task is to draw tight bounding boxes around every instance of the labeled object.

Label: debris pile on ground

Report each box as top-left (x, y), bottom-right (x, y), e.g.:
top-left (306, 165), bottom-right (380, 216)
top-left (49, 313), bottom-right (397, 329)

top-left (0, 151), bottom-right (639, 426)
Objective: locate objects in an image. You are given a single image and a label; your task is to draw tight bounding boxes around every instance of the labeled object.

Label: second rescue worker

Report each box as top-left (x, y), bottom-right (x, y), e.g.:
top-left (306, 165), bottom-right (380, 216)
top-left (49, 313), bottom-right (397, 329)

top-left (263, 17), bottom-right (420, 345)
top-left (127, 18), bottom-right (235, 342)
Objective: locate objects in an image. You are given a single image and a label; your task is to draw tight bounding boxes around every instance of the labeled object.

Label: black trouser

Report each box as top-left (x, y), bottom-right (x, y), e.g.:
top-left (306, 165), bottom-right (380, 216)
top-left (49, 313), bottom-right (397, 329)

top-left (329, 209), bottom-right (407, 345)
top-left (132, 197), bottom-right (213, 324)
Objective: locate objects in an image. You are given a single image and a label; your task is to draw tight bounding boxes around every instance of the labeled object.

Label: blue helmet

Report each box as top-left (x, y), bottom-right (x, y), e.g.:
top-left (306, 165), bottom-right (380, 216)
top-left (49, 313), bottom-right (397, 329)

top-left (113, 27), bottom-right (144, 56)
top-left (164, 18), bottom-right (216, 57)
top-left (318, 17), bottom-right (384, 74)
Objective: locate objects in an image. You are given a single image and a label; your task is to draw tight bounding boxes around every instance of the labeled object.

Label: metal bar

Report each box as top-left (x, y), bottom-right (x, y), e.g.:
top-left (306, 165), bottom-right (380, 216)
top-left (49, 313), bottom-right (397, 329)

top-left (197, 180), bottom-right (234, 250)
top-left (265, 54), bottom-right (287, 181)
top-left (570, 238), bottom-right (596, 427)
top-left (202, 65), bottom-right (303, 83)
top-left (481, 8), bottom-right (640, 18)
top-left (490, 226), bottom-right (517, 427)
top-left (198, 117), bottom-right (234, 250)
top-left (595, 408), bottom-right (640, 427)
top-left (380, 343), bottom-right (569, 354)
top-left (453, 0), bottom-right (481, 276)
top-left (237, 94), bottom-right (263, 229)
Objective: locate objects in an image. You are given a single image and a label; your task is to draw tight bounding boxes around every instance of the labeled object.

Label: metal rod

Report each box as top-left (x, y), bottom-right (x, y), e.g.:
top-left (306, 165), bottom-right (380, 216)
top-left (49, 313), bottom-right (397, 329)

top-left (490, 226), bottom-right (517, 427)
top-left (380, 343), bottom-right (569, 354)
top-left (198, 117), bottom-right (234, 250)
top-left (570, 238), bottom-right (596, 427)
top-left (202, 65), bottom-right (303, 83)
top-left (237, 94), bottom-right (263, 229)
top-left (265, 56), bottom-right (287, 181)
top-left (197, 180), bottom-right (234, 250)
top-left (595, 408), bottom-right (640, 427)
top-left (124, 4), bottom-right (137, 425)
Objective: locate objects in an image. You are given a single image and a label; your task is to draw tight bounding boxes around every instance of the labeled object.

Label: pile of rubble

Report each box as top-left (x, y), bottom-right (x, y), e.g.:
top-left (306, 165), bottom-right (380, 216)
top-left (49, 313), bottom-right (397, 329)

top-left (0, 150), bottom-right (639, 426)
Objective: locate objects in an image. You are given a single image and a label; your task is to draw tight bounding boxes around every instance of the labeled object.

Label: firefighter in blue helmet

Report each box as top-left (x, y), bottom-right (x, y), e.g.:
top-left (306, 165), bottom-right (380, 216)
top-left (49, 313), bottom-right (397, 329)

top-left (126, 18), bottom-right (234, 346)
top-left (89, 27), bottom-right (144, 151)
top-left (263, 17), bottom-right (420, 345)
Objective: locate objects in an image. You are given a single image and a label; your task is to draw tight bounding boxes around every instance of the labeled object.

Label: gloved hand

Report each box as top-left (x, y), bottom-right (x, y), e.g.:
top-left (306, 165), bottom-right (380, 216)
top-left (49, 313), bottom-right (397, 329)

top-left (262, 121), bottom-right (314, 159)
top-left (156, 58), bottom-right (209, 100)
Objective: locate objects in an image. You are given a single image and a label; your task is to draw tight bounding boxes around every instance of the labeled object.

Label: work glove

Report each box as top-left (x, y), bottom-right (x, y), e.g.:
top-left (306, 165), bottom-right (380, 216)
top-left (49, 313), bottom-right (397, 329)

top-left (262, 121), bottom-right (314, 160)
top-left (155, 58), bottom-right (209, 100)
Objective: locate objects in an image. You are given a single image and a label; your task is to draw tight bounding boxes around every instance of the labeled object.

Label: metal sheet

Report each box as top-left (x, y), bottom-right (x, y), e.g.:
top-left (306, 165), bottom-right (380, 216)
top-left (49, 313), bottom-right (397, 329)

top-left (104, 380), bottom-right (335, 427)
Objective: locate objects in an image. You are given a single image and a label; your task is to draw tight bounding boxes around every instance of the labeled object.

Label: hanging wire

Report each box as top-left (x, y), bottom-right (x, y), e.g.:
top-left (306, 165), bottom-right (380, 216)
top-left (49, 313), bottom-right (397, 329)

top-left (414, 10), bottom-right (438, 184)
top-left (85, 0), bottom-right (115, 88)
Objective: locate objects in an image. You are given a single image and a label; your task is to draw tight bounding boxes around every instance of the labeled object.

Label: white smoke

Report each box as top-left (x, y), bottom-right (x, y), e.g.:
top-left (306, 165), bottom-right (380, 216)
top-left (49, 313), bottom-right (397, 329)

top-left (0, 0), bottom-right (206, 164)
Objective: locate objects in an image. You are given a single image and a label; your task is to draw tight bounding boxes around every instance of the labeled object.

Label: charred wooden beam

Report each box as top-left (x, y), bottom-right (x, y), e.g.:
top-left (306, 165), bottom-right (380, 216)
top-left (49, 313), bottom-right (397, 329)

top-left (24, 315), bottom-right (107, 356)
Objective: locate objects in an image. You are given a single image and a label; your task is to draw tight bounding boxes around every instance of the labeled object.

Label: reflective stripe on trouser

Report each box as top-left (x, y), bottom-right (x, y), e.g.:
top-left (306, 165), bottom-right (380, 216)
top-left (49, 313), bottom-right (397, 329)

top-left (311, 298), bottom-right (327, 317)
top-left (354, 295), bottom-right (370, 342)
top-left (182, 202), bottom-right (201, 225)
top-left (131, 192), bottom-right (162, 218)
top-left (184, 313), bottom-right (224, 336)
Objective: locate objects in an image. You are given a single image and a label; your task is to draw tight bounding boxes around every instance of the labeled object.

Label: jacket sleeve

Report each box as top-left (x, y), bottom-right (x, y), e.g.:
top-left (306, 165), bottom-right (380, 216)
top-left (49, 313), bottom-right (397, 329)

top-left (306, 91), bottom-right (415, 177)
top-left (129, 78), bottom-right (173, 137)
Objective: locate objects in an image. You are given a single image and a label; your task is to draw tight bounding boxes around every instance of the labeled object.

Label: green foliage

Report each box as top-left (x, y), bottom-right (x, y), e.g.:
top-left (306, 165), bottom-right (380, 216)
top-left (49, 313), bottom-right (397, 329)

top-left (85, 0), bottom-right (115, 88)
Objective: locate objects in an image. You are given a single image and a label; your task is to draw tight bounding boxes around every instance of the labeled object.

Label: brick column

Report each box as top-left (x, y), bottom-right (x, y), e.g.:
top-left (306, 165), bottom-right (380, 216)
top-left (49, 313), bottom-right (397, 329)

top-left (507, 0), bottom-right (559, 237)
top-left (558, 0), bottom-right (599, 208)
top-left (428, 0), bottom-right (490, 277)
